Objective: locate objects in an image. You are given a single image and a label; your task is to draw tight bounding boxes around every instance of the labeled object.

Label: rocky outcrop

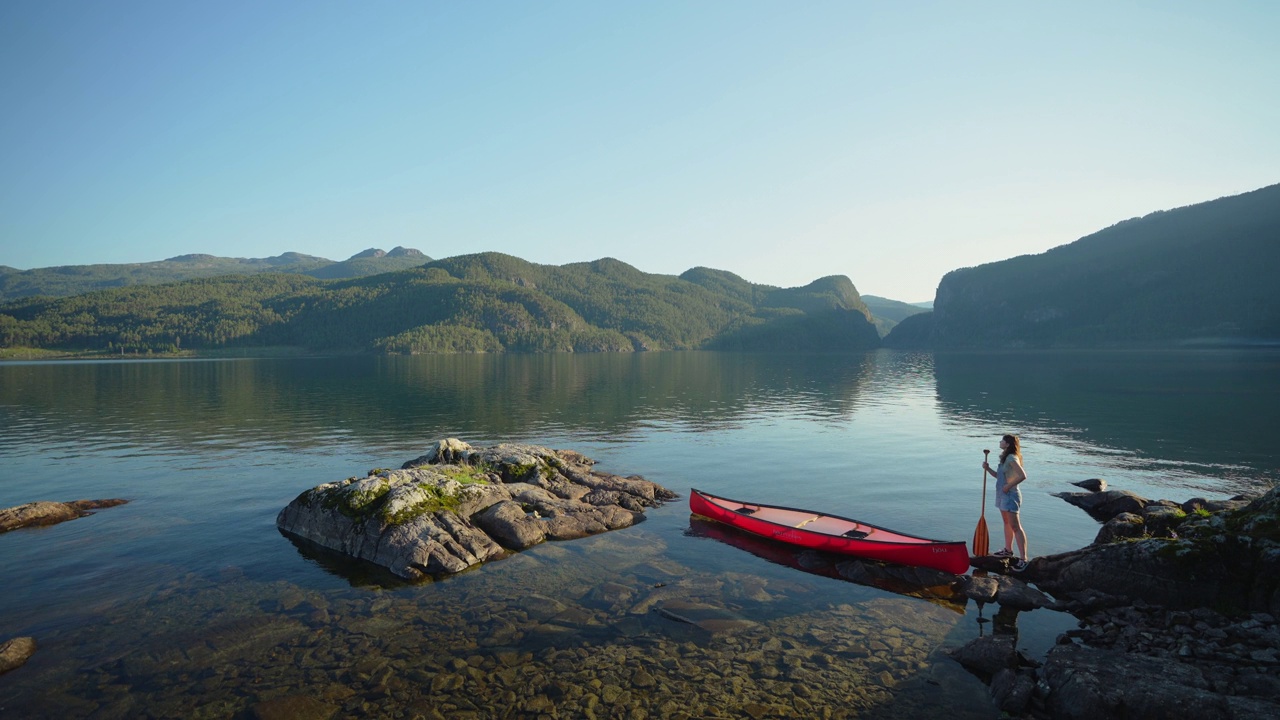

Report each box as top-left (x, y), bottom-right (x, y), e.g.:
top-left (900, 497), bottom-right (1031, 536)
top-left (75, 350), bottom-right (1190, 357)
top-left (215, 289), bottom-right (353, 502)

top-left (1038, 643), bottom-right (1271, 720)
top-left (1035, 486), bottom-right (1280, 615)
top-left (276, 439), bottom-right (676, 581)
top-left (0, 636), bottom-right (37, 675)
top-left (0, 498), bottom-right (128, 533)
top-left (950, 483), bottom-right (1280, 719)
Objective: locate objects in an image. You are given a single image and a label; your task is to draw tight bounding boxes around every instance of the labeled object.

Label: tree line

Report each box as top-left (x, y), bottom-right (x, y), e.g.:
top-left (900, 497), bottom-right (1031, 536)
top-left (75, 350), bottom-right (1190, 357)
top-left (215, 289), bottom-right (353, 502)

top-left (0, 253), bottom-right (882, 355)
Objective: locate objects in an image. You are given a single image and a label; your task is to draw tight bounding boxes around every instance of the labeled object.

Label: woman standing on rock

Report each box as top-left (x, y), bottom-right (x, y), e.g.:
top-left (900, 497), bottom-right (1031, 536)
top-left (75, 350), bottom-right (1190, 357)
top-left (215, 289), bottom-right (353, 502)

top-left (983, 434), bottom-right (1029, 571)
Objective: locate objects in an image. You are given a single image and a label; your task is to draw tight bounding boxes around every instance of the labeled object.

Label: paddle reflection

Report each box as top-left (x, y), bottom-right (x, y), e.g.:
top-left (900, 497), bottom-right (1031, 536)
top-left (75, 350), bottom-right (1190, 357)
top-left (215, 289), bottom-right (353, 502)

top-left (685, 516), bottom-right (967, 614)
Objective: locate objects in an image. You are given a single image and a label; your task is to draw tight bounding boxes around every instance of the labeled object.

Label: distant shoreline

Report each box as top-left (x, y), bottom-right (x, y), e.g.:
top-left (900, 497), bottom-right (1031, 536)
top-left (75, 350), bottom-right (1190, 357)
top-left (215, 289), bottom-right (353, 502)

top-left (5, 342), bottom-right (1280, 362)
top-left (0, 346), bottom-right (322, 361)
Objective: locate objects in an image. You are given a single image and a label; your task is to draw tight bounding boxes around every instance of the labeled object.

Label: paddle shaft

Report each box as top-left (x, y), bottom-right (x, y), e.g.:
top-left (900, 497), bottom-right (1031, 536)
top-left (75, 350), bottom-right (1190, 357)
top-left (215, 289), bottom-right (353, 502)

top-left (972, 449), bottom-right (991, 557)
top-left (981, 449), bottom-right (989, 512)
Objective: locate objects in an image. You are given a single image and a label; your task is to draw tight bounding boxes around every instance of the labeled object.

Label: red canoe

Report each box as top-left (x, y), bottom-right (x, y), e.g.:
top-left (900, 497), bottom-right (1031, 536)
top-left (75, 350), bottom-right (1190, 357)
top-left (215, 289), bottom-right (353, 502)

top-left (689, 488), bottom-right (970, 574)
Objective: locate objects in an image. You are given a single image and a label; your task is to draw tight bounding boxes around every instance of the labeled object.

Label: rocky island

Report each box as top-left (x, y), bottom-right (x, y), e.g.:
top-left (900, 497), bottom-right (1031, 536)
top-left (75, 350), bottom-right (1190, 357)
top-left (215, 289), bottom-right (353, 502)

top-left (277, 439), bottom-right (677, 581)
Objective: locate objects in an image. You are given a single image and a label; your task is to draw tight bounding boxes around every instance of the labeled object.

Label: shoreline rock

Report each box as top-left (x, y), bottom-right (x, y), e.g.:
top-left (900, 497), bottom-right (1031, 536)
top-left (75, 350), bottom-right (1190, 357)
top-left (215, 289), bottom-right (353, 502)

top-left (949, 483), bottom-right (1280, 719)
top-left (0, 498), bottom-right (129, 533)
top-left (277, 439), bottom-right (676, 581)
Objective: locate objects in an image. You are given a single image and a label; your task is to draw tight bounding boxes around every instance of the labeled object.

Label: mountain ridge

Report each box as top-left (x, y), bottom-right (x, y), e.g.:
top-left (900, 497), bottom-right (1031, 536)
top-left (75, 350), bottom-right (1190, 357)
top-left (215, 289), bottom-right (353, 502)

top-left (886, 182), bottom-right (1280, 349)
top-left (0, 248), bottom-right (433, 301)
top-left (0, 253), bottom-right (882, 355)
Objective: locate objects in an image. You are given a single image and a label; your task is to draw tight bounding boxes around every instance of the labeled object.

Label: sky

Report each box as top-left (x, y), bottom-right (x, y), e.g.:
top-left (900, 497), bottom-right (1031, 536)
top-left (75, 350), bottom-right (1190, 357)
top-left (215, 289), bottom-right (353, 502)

top-left (1, 2), bottom-right (1277, 303)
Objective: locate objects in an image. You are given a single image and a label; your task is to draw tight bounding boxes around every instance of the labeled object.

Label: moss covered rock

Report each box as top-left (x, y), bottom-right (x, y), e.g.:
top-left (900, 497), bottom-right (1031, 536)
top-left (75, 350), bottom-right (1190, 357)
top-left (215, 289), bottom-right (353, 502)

top-left (278, 439), bottom-right (675, 581)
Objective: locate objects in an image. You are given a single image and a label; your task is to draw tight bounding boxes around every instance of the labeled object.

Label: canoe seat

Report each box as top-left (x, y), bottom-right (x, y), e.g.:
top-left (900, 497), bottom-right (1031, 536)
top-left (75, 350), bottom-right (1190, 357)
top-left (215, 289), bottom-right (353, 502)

top-left (735, 507), bottom-right (757, 515)
top-left (842, 529), bottom-right (869, 539)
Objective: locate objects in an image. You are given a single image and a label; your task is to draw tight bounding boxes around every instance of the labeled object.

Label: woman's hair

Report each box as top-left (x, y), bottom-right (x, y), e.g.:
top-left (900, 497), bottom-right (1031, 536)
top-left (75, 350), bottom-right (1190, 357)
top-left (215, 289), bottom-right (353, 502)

top-left (1000, 434), bottom-right (1022, 464)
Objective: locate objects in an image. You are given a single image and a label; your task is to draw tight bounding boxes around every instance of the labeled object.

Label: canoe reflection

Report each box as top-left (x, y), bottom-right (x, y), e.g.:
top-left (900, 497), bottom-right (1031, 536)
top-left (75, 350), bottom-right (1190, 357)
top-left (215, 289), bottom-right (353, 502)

top-left (686, 516), bottom-right (968, 614)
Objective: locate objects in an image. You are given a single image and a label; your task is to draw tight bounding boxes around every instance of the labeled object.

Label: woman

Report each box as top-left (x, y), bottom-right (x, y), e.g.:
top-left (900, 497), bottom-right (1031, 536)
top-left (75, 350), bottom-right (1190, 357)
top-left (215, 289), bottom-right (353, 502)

top-left (983, 434), bottom-right (1029, 571)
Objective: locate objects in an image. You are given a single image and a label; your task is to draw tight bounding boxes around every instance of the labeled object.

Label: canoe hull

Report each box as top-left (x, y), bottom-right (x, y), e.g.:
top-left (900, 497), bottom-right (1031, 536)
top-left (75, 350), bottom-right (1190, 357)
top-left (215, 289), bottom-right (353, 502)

top-left (689, 489), bottom-right (970, 574)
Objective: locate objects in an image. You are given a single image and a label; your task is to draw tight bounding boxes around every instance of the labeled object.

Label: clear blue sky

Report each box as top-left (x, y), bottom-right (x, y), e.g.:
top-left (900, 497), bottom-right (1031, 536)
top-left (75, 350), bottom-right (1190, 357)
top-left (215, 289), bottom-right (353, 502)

top-left (2, 1), bottom-right (1277, 302)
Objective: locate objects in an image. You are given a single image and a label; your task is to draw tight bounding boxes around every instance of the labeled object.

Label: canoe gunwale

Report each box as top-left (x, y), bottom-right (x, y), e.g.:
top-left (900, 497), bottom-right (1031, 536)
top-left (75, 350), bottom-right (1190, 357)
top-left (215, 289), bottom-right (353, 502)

top-left (689, 488), bottom-right (959, 545)
top-left (688, 488), bottom-right (971, 574)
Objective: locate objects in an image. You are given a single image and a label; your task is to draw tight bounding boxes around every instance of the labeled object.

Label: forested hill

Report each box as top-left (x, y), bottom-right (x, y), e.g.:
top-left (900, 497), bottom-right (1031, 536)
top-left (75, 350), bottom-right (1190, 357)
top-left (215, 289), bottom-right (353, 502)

top-left (0, 247), bottom-right (431, 302)
top-left (861, 295), bottom-right (931, 337)
top-left (895, 183), bottom-right (1280, 349)
top-left (0, 253), bottom-right (881, 354)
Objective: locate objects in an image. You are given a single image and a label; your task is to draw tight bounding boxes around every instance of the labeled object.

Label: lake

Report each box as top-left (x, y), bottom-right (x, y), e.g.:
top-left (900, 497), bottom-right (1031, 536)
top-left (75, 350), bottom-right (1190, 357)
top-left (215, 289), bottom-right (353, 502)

top-left (2, 350), bottom-right (1277, 718)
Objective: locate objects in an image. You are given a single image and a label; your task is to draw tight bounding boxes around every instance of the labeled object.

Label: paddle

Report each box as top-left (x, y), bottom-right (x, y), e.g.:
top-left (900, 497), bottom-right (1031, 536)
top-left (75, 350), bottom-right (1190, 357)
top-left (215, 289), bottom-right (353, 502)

top-left (972, 449), bottom-right (990, 557)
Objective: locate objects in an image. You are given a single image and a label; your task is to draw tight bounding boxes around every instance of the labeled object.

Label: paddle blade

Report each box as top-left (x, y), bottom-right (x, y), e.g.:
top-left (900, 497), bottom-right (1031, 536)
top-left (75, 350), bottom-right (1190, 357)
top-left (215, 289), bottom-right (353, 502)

top-left (972, 517), bottom-right (990, 557)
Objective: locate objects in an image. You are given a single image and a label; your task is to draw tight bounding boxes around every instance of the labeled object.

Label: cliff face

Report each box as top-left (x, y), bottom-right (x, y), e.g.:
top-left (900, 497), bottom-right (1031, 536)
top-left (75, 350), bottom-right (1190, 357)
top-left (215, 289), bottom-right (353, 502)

top-left (921, 183), bottom-right (1280, 349)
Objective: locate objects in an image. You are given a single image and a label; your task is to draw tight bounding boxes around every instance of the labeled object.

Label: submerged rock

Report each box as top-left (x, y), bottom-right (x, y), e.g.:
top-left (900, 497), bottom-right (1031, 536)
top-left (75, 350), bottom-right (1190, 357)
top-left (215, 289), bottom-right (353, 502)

top-left (0, 499), bottom-right (128, 533)
top-left (249, 694), bottom-right (339, 720)
top-left (277, 439), bottom-right (675, 581)
top-left (0, 636), bottom-right (37, 675)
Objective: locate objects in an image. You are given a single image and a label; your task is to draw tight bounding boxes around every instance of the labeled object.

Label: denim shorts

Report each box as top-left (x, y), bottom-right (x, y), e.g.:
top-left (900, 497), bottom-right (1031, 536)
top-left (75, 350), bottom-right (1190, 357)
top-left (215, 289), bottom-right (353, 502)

top-left (997, 486), bottom-right (1022, 512)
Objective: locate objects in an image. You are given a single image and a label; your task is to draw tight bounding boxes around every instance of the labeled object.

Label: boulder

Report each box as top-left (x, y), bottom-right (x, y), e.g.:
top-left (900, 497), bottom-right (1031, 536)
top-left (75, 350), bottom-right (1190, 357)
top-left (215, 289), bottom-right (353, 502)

top-left (946, 635), bottom-right (1023, 678)
top-left (1181, 496), bottom-right (1253, 514)
top-left (1142, 504), bottom-right (1188, 537)
top-left (957, 574), bottom-right (999, 604)
top-left (1095, 511), bottom-right (1146, 544)
top-left (1053, 489), bottom-right (1148, 520)
top-left (1071, 478), bottom-right (1107, 492)
top-left (278, 439), bottom-right (675, 581)
top-left (992, 574), bottom-right (1056, 610)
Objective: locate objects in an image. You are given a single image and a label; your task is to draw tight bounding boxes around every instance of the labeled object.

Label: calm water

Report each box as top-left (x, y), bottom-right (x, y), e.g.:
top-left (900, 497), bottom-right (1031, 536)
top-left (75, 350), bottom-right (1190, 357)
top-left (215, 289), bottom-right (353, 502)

top-left (1, 350), bottom-right (1277, 718)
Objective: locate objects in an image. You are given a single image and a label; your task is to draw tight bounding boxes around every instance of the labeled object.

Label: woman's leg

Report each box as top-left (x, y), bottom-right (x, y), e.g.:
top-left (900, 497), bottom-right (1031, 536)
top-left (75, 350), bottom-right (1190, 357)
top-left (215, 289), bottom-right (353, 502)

top-left (1000, 509), bottom-right (1015, 553)
top-left (1007, 511), bottom-right (1028, 560)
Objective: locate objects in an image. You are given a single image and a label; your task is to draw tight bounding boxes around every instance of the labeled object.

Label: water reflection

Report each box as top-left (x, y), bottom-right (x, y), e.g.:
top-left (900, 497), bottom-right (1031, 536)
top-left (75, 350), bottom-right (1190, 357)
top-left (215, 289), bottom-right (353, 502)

top-left (5, 349), bottom-right (1276, 717)
top-left (0, 353), bottom-right (878, 455)
top-left (933, 350), bottom-right (1280, 485)
top-left (686, 517), bottom-right (966, 614)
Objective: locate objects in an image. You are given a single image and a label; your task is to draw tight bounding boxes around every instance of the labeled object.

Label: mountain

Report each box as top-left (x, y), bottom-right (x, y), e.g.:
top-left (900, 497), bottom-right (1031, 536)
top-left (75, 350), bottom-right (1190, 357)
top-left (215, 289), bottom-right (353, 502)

top-left (308, 247), bottom-right (432, 279)
top-left (862, 295), bottom-right (932, 337)
top-left (880, 311), bottom-right (934, 350)
top-left (0, 253), bottom-right (881, 355)
top-left (863, 296), bottom-right (931, 323)
top-left (0, 248), bottom-right (432, 301)
top-left (887, 183), bottom-right (1280, 349)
